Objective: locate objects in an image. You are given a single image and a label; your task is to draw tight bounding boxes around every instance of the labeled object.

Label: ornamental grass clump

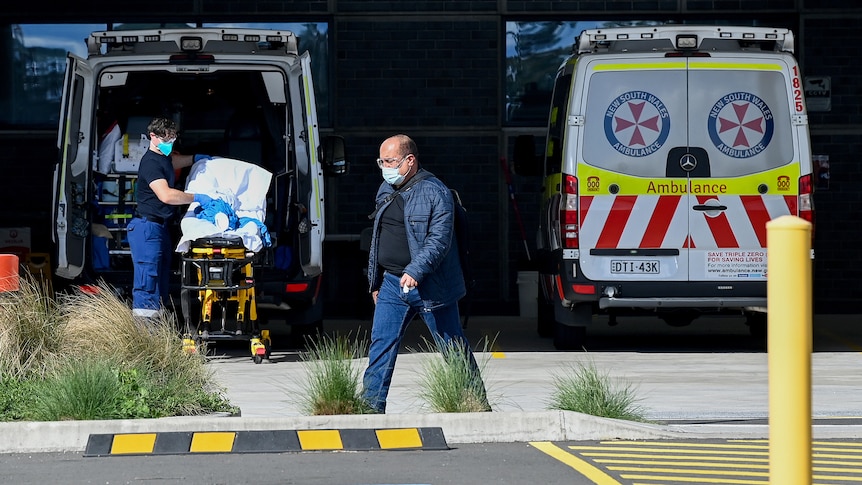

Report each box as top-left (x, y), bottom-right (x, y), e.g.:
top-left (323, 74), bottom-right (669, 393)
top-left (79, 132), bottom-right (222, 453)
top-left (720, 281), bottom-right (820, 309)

top-left (547, 358), bottom-right (649, 422)
top-left (298, 332), bottom-right (373, 415)
top-left (415, 336), bottom-right (492, 413)
top-left (0, 275), bottom-right (63, 380)
top-left (0, 279), bottom-right (235, 421)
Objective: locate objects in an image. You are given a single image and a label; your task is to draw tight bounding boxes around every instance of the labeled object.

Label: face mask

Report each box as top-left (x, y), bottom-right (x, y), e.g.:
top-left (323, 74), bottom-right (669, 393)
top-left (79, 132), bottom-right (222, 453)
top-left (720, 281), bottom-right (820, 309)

top-left (157, 141), bottom-right (174, 156)
top-left (381, 166), bottom-right (405, 185)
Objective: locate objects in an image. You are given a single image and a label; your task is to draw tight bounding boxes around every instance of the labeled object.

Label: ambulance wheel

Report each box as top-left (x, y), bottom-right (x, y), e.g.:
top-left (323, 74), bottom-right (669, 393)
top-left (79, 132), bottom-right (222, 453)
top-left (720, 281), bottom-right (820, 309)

top-left (537, 298), bottom-right (554, 338)
top-left (746, 312), bottom-right (767, 340)
top-left (553, 322), bottom-right (586, 351)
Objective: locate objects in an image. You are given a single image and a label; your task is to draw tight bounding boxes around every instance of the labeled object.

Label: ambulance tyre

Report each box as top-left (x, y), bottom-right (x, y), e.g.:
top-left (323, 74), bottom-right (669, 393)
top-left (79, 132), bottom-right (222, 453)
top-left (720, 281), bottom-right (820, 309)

top-left (746, 312), bottom-right (767, 340)
top-left (552, 303), bottom-right (590, 350)
top-left (537, 297), bottom-right (555, 338)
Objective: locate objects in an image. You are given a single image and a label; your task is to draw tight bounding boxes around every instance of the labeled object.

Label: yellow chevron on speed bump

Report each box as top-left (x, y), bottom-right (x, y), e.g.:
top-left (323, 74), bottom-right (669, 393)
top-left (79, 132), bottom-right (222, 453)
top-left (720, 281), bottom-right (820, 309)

top-left (83, 428), bottom-right (449, 456)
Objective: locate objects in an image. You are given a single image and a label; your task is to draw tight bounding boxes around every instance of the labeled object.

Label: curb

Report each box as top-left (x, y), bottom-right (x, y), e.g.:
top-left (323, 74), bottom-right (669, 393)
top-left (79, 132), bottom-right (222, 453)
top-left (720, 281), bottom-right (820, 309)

top-left (5, 412), bottom-right (862, 454)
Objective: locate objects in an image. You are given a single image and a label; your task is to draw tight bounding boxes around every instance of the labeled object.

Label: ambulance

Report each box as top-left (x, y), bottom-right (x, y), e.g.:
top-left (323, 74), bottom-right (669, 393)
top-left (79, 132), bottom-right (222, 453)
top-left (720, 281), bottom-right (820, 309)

top-left (514, 25), bottom-right (814, 350)
top-left (52, 28), bottom-right (347, 336)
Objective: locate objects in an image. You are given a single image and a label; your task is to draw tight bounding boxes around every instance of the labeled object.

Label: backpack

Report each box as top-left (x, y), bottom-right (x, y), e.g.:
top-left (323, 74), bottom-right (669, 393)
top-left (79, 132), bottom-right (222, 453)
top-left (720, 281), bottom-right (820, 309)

top-left (449, 189), bottom-right (473, 291)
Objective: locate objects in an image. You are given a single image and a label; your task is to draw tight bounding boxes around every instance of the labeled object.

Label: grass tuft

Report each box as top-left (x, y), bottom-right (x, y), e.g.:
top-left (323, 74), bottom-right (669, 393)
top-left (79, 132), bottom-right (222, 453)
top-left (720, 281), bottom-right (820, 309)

top-left (414, 337), bottom-right (492, 413)
top-left (546, 359), bottom-right (648, 422)
top-left (298, 333), bottom-right (373, 415)
top-left (0, 275), bottom-right (64, 379)
top-left (0, 280), bottom-right (235, 421)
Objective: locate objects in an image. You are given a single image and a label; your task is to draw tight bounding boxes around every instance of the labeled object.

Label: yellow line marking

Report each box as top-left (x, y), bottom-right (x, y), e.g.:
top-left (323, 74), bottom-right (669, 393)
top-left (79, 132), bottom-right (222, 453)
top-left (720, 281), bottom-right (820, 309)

top-left (375, 428), bottom-right (422, 449)
top-left (597, 440), bottom-right (767, 449)
top-left (595, 458), bottom-right (767, 469)
top-left (491, 352), bottom-right (506, 359)
top-left (587, 453), bottom-right (767, 462)
top-left (297, 430), bottom-right (344, 450)
top-left (623, 474), bottom-right (765, 484)
top-left (190, 432), bottom-right (236, 453)
top-left (530, 442), bottom-right (621, 485)
top-left (110, 433), bottom-right (156, 454)
top-left (611, 465), bottom-right (767, 477)
top-left (574, 446), bottom-right (768, 456)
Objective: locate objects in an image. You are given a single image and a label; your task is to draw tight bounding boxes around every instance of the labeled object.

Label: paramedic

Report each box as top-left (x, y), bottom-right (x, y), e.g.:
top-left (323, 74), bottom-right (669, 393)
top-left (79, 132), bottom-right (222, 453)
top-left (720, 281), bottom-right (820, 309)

top-left (127, 117), bottom-right (212, 318)
top-left (362, 134), bottom-right (489, 413)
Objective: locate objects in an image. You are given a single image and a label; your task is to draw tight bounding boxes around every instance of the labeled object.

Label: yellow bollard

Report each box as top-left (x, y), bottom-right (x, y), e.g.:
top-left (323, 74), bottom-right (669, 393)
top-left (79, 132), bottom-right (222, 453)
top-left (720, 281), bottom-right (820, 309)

top-left (767, 215), bottom-right (812, 485)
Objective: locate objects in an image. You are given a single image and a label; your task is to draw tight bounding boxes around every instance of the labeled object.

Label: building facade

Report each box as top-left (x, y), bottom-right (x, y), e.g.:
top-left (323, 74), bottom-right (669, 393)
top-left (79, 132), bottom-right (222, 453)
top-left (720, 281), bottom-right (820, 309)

top-left (0, 1), bottom-right (858, 317)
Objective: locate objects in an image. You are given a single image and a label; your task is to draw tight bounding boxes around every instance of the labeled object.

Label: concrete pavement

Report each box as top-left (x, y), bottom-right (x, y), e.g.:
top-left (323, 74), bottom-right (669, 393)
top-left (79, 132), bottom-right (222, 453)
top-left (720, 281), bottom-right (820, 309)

top-left (2, 314), bottom-right (862, 453)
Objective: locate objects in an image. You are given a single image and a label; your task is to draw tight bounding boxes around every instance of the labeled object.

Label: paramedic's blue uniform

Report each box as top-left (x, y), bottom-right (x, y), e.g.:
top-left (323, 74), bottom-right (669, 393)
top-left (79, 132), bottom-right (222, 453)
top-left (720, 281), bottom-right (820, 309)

top-left (127, 149), bottom-right (176, 317)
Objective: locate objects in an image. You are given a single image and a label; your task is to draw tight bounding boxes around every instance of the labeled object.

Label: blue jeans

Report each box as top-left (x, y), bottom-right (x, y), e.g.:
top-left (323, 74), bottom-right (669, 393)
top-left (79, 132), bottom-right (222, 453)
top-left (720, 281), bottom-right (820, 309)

top-left (362, 272), bottom-right (486, 413)
top-left (127, 217), bottom-right (172, 315)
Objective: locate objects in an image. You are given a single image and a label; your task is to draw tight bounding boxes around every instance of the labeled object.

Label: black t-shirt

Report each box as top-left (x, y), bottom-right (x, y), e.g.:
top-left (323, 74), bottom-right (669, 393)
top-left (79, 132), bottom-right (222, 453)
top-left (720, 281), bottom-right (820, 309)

top-left (377, 195), bottom-right (411, 275)
top-left (135, 149), bottom-right (176, 220)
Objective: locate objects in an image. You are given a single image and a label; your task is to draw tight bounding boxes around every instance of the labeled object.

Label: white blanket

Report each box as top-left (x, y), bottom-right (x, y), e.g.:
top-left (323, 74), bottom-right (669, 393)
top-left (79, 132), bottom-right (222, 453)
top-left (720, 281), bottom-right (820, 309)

top-left (175, 157), bottom-right (273, 253)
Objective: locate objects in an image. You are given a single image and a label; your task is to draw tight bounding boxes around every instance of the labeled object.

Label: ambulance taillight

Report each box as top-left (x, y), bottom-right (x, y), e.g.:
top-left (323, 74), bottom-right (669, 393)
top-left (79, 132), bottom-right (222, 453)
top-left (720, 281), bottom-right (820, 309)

top-left (560, 175), bottom-right (579, 249)
top-left (798, 173), bottom-right (815, 242)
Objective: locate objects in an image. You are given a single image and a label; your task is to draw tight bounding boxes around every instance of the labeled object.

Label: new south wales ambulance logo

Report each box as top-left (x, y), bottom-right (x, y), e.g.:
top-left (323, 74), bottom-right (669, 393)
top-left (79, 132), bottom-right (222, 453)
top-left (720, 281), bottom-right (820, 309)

top-left (604, 91), bottom-right (670, 158)
top-left (707, 92), bottom-right (774, 159)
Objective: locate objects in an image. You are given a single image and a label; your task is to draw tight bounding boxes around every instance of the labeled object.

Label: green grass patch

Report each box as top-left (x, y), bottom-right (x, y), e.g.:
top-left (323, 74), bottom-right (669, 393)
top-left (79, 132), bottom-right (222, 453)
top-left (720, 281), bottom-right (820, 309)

top-left (0, 279), bottom-right (235, 421)
top-left (547, 359), bottom-right (648, 422)
top-left (414, 337), bottom-right (492, 413)
top-left (298, 333), bottom-right (373, 415)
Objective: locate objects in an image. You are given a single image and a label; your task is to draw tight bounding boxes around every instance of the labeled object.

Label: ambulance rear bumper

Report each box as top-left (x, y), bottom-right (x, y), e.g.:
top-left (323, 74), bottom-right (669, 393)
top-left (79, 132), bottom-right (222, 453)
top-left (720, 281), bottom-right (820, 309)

top-left (598, 296), bottom-right (766, 310)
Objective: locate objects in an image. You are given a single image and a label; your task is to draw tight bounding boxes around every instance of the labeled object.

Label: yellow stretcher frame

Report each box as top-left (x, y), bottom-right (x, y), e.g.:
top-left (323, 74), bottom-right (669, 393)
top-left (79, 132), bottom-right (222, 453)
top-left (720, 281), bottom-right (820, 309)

top-left (179, 236), bottom-right (271, 363)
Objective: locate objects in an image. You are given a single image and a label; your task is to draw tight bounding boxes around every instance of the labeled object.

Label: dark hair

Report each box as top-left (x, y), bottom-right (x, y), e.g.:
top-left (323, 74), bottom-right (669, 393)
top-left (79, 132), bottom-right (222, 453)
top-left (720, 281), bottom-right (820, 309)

top-left (147, 117), bottom-right (177, 138)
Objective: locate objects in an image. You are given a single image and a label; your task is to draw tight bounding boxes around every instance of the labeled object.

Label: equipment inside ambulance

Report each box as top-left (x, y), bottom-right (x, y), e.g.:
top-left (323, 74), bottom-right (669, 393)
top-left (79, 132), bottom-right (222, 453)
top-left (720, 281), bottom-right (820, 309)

top-left (513, 25), bottom-right (814, 350)
top-left (52, 28), bottom-right (348, 341)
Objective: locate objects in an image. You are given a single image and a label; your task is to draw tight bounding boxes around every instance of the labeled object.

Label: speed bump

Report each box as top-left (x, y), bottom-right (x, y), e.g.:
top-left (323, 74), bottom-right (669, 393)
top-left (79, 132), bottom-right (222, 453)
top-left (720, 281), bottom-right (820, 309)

top-left (84, 427), bottom-right (448, 456)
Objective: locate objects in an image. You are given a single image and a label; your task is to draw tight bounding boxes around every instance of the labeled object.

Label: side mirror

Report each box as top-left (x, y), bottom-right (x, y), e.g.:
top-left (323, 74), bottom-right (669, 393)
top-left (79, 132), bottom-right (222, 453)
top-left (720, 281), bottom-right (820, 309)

top-left (321, 135), bottom-right (348, 176)
top-left (513, 134), bottom-right (541, 176)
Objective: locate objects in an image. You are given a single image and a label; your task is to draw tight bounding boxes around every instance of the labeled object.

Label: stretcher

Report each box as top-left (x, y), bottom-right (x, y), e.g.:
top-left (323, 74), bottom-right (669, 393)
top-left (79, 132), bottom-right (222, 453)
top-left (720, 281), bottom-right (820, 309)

top-left (176, 157), bottom-right (274, 363)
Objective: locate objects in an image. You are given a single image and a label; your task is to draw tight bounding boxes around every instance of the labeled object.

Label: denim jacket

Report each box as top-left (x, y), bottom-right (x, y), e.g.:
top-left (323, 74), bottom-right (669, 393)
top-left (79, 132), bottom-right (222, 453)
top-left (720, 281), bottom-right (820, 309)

top-left (367, 169), bottom-right (466, 308)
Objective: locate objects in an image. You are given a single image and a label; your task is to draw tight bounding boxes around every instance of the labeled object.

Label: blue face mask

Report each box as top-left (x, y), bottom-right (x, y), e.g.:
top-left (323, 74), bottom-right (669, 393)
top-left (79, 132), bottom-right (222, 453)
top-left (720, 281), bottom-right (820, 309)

top-left (157, 140), bottom-right (174, 156)
top-left (381, 166), bottom-right (405, 185)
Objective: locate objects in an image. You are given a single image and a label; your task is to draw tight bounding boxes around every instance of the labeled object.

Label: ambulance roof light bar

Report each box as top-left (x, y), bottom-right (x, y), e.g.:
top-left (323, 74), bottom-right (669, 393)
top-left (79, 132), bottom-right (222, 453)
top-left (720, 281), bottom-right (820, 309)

top-left (87, 28), bottom-right (299, 56)
top-left (576, 25), bottom-right (793, 54)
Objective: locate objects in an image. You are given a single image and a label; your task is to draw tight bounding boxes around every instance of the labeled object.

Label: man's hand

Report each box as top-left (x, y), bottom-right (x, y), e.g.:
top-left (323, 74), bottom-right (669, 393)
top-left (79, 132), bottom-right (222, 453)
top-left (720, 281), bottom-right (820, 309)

top-left (400, 273), bottom-right (418, 292)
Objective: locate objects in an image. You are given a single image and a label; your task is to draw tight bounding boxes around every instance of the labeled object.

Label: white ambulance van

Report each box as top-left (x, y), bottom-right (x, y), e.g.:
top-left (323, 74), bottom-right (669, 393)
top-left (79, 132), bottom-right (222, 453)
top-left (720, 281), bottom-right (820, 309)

top-left (514, 25), bottom-right (814, 350)
top-left (52, 28), bottom-right (347, 337)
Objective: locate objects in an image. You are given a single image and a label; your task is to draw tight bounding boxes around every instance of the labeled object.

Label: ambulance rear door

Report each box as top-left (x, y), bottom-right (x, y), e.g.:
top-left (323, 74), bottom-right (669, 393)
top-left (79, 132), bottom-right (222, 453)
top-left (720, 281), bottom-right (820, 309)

top-left (577, 55), bottom-right (691, 283)
top-left (287, 52), bottom-right (325, 277)
top-left (53, 53), bottom-right (94, 279)
top-left (686, 54), bottom-right (800, 282)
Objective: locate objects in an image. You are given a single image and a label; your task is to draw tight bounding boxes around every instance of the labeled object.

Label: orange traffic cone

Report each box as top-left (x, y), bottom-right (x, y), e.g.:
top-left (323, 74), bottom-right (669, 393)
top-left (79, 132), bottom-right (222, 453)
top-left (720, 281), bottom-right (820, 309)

top-left (0, 254), bottom-right (19, 292)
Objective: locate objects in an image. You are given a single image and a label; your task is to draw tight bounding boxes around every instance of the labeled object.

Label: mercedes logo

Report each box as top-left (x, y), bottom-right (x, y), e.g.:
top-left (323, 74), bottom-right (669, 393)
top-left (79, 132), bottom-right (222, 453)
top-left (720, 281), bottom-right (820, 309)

top-left (679, 153), bottom-right (698, 172)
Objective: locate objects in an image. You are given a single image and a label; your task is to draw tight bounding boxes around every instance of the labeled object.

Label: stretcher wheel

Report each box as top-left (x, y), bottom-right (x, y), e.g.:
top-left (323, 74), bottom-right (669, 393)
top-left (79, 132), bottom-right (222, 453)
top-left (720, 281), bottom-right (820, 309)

top-left (250, 336), bottom-right (268, 364)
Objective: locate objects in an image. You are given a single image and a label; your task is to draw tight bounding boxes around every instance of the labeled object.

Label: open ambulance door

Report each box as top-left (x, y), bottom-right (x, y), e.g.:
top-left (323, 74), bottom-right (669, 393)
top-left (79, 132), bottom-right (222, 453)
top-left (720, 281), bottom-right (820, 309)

top-left (53, 54), bottom-right (94, 280)
top-left (288, 52), bottom-right (325, 277)
top-left (685, 57), bottom-right (798, 282)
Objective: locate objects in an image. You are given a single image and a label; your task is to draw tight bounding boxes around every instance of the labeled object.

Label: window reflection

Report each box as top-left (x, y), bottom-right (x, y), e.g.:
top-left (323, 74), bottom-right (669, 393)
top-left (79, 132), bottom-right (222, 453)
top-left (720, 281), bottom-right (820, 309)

top-left (1, 22), bottom-right (330, 129)
top-left (505, 20), bottom-right (663, 126)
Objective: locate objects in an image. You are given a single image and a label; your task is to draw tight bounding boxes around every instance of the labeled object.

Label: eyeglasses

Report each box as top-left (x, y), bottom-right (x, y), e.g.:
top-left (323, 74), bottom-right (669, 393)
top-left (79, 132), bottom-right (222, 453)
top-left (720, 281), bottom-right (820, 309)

top-left (376, 154), bottom-right (410, 169)
top-left (153, 133), bottom-right (177, 144)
